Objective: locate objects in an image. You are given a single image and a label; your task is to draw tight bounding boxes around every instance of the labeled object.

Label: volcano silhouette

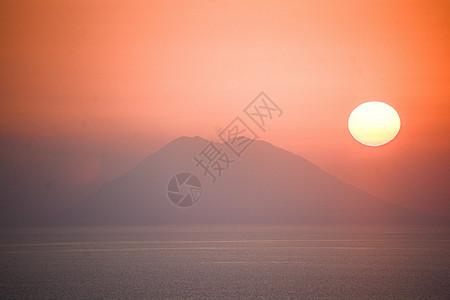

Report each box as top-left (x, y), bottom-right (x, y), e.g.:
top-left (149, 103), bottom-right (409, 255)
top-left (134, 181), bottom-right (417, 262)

top-left (48, 136), bottom-right (443, 225)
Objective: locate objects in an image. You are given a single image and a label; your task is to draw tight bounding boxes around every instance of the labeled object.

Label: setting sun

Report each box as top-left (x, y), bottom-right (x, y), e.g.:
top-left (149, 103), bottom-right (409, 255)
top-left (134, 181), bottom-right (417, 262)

top-left (348, 101), bottom-right (401, 147)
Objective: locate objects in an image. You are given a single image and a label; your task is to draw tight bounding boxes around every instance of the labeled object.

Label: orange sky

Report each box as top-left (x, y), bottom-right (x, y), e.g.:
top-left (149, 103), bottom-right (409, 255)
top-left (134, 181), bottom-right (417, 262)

top-left (1, 0), bottom-right (449, 220)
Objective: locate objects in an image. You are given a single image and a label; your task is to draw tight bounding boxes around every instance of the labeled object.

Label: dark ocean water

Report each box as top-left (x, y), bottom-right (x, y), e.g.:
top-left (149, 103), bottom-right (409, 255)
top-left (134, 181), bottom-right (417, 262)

top-left (0, 225), bottom-right (448, 299)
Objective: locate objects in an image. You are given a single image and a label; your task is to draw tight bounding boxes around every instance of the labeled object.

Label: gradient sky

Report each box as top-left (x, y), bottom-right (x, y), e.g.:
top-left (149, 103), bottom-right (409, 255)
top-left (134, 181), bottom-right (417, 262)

top-left (1, 0), bottom-right (449, 224)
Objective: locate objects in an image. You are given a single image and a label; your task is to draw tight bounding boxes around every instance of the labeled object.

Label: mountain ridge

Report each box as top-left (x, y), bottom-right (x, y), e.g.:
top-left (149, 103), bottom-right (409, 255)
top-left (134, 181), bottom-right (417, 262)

top-left (47, 136), bottom-right (448, 226)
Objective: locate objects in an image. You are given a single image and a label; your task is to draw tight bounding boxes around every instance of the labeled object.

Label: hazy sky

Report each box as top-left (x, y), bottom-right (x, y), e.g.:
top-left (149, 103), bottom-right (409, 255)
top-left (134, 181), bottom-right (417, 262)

top-left (1, 0), bottom-right (449, 224)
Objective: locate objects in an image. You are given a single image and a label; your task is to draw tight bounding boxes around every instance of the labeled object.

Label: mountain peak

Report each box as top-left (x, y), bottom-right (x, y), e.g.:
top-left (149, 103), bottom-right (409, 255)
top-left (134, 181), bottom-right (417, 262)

top-left (48, 136), bottom-right (447, 226)
top-left (164, 135), bottom-right (208, 148)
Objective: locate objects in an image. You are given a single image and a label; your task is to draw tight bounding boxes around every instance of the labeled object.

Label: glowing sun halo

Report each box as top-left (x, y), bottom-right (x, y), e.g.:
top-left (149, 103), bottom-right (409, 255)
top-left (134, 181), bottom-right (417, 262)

top-left (348, 101), bottom-right (401, 147)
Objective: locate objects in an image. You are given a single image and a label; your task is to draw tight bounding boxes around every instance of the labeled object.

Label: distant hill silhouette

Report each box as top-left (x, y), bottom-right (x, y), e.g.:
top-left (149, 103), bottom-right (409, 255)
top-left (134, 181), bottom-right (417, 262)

top-left (48, 136), bottom-right (446, 225)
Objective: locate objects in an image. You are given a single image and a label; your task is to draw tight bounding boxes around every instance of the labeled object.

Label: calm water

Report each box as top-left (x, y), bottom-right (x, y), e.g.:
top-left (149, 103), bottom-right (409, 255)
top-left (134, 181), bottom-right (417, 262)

top-left (0, 225), bottom-right (448, 299)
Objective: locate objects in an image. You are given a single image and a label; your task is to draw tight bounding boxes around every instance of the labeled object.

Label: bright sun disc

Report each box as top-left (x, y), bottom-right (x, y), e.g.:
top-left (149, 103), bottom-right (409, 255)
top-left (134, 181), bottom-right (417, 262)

top-left (348, 101), bottom-right (401, 147)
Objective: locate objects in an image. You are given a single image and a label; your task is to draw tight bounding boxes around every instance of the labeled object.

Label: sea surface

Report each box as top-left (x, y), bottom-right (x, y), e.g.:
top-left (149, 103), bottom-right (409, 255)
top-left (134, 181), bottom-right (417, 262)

top-left (0, 225), bottom-right (448, 299)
